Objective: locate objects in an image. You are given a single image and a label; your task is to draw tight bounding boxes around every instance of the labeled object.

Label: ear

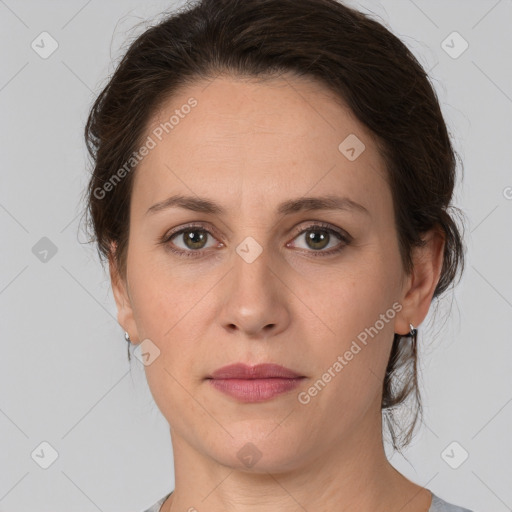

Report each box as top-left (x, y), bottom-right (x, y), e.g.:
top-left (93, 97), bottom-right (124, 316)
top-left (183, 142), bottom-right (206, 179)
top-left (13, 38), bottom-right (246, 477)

top-left (395, 227), bottom-right (445, 336)
top-left (109, 242), bottom-right (139, 344)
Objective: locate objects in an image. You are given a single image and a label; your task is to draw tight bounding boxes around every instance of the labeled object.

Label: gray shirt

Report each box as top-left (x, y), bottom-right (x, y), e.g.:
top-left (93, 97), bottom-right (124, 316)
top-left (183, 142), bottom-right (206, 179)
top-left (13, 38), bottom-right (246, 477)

top-left (141, 490), bottom-right (475, 512)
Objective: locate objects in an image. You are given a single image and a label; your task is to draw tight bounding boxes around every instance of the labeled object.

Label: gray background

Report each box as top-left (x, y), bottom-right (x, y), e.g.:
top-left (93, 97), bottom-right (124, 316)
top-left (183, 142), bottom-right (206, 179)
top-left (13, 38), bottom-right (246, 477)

top-left (1, 0), bottom-right (511, 511)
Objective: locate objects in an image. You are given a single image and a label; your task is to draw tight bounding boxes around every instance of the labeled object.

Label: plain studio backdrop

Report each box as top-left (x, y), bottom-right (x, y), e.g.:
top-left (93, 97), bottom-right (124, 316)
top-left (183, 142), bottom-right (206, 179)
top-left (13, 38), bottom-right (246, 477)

top-left (0, 1), bottom-right (511, 511)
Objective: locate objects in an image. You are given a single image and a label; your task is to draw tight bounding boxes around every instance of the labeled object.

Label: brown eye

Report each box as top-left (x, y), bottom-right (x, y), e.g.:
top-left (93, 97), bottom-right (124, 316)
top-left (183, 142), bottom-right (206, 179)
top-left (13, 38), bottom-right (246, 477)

top-left (304, 229), bottom-right (331, 250)
top-left (288, 223), bottom-right (351, 256)
top-left (177, 229), bottom-right (209, 250)
top-left (163, 225), bottom-right (219, 257)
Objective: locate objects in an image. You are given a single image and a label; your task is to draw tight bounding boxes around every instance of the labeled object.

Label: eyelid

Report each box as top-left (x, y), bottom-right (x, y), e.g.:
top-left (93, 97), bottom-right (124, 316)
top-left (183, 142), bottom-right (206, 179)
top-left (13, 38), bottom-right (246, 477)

top-left (163, 221), bottom-right (223, 242)
top-left (290, 221), bottom-right (352, 243)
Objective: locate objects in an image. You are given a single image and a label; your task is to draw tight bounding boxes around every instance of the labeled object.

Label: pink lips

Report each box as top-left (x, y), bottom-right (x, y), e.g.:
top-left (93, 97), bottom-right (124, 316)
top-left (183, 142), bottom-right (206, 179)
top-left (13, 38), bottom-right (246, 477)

top-left (206, 363), bottom-right (305, 403)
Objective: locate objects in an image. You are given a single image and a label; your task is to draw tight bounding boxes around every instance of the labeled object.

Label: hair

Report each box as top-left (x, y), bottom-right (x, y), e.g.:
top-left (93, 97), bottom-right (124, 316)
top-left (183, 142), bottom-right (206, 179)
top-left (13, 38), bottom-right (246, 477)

top-left (82, 0), bottom-right (466, 452)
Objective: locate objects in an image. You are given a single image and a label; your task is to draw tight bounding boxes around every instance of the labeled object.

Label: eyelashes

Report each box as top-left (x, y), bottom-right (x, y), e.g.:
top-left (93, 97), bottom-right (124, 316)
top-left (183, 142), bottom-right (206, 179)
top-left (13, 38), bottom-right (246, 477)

top-left (159, 222), bottom-right (352, 259)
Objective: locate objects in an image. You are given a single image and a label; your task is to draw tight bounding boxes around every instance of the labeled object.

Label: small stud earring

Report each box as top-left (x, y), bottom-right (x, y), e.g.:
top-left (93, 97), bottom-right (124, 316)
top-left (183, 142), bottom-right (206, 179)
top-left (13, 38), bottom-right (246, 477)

top-left (124, 331), bottom-right (131, 343)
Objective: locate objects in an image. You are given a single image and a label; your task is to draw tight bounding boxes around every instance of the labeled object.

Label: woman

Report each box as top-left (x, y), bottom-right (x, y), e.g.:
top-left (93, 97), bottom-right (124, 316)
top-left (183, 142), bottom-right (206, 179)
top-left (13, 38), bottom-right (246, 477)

top-left (83, 0), bottom-right (472, 510)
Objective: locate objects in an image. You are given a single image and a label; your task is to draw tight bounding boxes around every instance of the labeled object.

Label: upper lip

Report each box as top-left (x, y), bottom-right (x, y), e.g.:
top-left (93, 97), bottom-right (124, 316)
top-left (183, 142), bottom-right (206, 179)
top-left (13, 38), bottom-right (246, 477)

top-left (207, 363), bottom-right (304, 379)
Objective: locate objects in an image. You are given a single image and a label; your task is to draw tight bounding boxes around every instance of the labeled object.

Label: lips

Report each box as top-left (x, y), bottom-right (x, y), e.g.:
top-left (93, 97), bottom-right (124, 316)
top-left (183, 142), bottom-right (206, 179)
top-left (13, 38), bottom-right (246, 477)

top-left (207, 363), bottom-right (303, 380)
top-left (206, 363), bottom-right (305, 403)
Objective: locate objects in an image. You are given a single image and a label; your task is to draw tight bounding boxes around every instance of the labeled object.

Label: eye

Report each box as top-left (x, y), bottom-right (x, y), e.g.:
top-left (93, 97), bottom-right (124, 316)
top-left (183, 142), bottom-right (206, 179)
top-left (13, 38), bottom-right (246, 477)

top-left (162, 224), bottom-right (221, 257)
top-left (160, 222), bottom-right (351, 258)
top-left (287, 223), bottom-right (351, 256)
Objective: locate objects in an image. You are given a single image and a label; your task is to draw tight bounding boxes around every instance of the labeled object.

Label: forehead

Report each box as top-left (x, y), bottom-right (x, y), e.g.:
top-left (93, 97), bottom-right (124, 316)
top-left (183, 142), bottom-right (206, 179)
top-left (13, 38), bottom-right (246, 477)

top-left (133, 73), bottom-right (389, 216)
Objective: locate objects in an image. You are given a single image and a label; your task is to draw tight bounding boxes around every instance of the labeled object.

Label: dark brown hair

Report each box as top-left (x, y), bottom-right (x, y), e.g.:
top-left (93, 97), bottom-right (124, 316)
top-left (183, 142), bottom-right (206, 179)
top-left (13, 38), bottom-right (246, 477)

top-left (82, 0), bottom-right (466, 452)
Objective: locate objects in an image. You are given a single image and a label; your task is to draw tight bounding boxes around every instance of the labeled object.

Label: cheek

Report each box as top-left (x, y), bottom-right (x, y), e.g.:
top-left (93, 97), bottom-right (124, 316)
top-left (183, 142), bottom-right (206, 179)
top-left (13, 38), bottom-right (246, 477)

top-left (126, 248), bottom-right (212, 372)
top-left (303, 261), bottom-right (400, 345)
top-left (132, 268), bottom-right (206, 425)
top-left (127, 247), bottom-right (198, 338)
top-left (299, 259), bottom-right (401, 396)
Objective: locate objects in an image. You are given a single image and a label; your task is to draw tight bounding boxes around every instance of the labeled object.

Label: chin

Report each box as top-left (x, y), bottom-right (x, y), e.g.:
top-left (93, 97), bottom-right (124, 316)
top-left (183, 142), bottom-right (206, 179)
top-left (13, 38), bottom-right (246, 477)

top-left (205, 429), bottom-right (308, 474)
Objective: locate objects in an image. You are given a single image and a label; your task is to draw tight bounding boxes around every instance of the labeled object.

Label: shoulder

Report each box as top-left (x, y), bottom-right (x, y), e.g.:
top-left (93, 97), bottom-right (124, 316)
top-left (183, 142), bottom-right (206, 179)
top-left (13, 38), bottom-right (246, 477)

top-left (140, 491), bottom-right (173, 512)
top-left (429, 493), bottom-right (476, 512)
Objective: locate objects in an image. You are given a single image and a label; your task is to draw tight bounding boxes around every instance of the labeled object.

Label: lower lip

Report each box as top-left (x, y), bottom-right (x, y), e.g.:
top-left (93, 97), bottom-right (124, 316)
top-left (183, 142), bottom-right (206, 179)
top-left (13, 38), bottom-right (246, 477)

top-left (208, 377), bottom-right (304, 402)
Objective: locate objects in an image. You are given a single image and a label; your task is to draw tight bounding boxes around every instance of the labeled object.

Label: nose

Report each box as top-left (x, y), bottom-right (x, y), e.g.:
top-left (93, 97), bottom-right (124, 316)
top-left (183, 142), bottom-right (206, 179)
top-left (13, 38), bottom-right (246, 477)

top-left (218, 245), bottom-right (291, 339)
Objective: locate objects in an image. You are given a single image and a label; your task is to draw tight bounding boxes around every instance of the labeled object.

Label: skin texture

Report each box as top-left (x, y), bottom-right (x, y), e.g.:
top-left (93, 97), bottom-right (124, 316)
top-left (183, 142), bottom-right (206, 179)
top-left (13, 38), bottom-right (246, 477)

top-left (110, 73), bottom-right (444, 512)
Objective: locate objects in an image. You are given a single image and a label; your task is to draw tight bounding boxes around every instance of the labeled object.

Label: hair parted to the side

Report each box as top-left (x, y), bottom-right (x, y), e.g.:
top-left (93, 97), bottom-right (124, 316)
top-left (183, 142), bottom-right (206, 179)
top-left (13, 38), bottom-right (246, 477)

top-left (81, 0), bottom-right (466, 452)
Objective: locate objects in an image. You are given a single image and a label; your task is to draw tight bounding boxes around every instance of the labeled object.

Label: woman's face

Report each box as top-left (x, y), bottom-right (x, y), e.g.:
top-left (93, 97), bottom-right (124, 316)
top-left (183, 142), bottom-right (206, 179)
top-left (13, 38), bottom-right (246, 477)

top-left (111, 73), bottom-right (435, 472)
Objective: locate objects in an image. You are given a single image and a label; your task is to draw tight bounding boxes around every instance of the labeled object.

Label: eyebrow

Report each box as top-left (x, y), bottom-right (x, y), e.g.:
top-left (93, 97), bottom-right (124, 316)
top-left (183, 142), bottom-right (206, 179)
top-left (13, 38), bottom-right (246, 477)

top-left (145, 193), bottom-right (370, 217)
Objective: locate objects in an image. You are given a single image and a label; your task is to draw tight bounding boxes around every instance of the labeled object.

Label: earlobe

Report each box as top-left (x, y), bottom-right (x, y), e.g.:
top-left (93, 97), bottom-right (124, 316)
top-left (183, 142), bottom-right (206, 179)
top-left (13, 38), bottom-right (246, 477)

top-left (394, 228), bottom-right (445, 336)
top-left (108, 242), bottom-right (139, 343)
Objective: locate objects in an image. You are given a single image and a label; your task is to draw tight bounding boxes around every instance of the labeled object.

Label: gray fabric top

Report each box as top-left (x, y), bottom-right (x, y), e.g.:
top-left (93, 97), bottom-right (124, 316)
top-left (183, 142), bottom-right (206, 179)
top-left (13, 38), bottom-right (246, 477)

top-left (141, 490), bottom-right (475, 512)
top-left (429, 494), bottom-right (475, 512)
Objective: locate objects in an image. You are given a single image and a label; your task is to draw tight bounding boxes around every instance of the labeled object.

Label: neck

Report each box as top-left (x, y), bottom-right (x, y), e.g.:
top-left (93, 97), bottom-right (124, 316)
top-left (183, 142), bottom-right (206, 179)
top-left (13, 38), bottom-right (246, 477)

top-left (164, 403), bottom-right (432, 512)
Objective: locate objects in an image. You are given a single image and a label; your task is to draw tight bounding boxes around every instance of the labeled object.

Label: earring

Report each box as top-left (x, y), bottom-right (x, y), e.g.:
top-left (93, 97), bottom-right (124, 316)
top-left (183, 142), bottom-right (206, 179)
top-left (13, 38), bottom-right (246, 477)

top-left (406, 323), bottom-right (417, 337)
top-left (124, 331), bottom-right (131, 343)
top-left (403, 323), bottom-right (417, 347)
